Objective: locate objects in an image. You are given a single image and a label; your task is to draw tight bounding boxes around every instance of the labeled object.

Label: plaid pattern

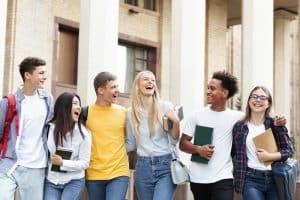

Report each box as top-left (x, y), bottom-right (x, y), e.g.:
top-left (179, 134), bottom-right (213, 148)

top-left (232, 117), bottom-right (292, 193)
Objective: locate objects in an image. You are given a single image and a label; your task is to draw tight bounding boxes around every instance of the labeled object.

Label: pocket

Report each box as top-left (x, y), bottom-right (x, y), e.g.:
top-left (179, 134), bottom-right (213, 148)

top-left (215, 179), bottom-right (233, 190)
top-left (161, 158), bottom-right (171, 166)
top-left (0, 173), bottom-right (7, 179)
top-left (245, 170), bottom-right (258, 179)
top-left (136, 158), bottom-right (150, 171)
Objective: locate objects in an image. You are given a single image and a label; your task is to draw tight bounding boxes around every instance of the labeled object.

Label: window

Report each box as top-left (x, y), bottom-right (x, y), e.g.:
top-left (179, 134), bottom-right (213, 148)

top-left (144, 0), bottom-right (155, 11)
top-left (57, 25), bottom-right (78, 85)
top-left (125, 0), bottom-right (138, 6)
top-left (117, 43), bottom-right (156, 93)
top-left (52, 17), bottom-right (79, 100)
top-left (125, 0), bottom-right (157, 11)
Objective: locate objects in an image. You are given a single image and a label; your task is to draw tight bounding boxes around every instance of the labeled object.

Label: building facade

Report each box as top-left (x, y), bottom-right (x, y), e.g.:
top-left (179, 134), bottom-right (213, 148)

top-left (0, 0), bottom-right (299, 199)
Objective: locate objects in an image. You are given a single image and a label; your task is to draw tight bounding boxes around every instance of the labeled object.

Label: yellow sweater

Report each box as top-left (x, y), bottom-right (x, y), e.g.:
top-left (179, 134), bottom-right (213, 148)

top-left (86, 103), bottom-right (129, 180)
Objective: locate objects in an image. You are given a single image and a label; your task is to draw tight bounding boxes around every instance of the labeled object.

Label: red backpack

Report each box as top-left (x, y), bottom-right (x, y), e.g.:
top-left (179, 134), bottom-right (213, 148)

top-left (0, 94), bottom-right (19, 158)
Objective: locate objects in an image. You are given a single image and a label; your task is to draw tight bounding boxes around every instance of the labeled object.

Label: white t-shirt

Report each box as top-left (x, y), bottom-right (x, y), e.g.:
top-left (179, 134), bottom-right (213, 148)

top-left (16, 93), bottom-right (48, 168)
top-left (46, 123), bottom-right (91, 184)
top-left (246, 122), bottom-right (271, 170)
top-left (182, 106), bottom-right (243, 183)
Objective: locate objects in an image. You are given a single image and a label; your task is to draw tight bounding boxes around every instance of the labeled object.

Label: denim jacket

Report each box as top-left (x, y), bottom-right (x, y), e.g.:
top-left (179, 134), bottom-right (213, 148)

top-left (0, 87), bottom-right (53, 173)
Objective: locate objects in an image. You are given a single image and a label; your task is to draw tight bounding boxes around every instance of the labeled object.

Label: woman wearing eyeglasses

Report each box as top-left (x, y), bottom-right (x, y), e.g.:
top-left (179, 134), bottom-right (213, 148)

top-left (231, 86), bottom-right (292, 200)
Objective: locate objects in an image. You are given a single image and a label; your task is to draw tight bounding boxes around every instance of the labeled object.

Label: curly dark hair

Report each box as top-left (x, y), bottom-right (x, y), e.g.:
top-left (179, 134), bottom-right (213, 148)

top-left (19, 57), bottom-right (46, 81)
top-left (212, 70), bottom-right (238, 99)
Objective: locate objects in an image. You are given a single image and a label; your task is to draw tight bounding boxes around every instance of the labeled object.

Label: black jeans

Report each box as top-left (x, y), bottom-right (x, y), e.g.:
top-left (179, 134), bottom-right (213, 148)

top-left (190, 178), bottom-right (233, 200)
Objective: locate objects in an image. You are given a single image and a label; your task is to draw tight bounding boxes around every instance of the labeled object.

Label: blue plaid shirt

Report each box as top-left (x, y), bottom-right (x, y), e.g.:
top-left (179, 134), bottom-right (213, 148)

top-left (231, 117), bottom-right (292, 193)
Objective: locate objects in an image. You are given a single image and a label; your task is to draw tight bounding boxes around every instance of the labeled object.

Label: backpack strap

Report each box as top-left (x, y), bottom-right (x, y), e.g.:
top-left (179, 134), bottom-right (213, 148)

top-left (0, 94), bottom-right (19, 158)
top-left (80, 106), bottom-right (89, 125)
top-left (271, 120), bottom-right (294, 158)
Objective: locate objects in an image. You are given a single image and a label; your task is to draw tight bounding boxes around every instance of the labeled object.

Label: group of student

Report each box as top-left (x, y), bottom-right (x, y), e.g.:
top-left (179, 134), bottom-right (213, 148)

top-left (0, 56), bottom-right (293, 200)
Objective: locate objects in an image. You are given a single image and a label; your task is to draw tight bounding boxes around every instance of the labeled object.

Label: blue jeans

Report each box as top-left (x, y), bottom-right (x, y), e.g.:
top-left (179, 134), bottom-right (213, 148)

top-left (0, 166), bottom-right (45, 200)
top-left (86, 176), bottom-right (129, 200)
top-left (135, 154), bottom-right (177, 200)
top-left (243, 167), bottom-right (279, 200)
top-left (44, 178), bottom-right (85, 200)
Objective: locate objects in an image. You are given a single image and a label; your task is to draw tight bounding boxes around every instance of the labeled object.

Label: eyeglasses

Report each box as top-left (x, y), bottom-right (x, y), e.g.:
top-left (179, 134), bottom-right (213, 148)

top-left (250, 94), bottom-right (268, 101)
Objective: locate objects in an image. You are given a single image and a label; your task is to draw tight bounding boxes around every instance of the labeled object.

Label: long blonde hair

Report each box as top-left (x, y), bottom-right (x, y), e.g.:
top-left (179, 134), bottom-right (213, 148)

top-left (131, 71), bottom-right (163, 137)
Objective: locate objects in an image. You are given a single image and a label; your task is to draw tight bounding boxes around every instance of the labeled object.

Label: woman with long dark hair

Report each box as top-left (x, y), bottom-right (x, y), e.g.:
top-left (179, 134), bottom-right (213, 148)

top-left (44, 92), bottom-right (91, 200)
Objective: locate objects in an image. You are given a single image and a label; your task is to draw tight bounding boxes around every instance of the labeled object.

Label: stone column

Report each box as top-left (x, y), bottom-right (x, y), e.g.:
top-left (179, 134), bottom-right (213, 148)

top-left (294, 0), bottom-right (300, 180)
top-left (206, 0), bottom-right (228, 77)
top-left (171, 1), bottom-right (206, 200)
top-left (78, 0), bottom-right (119, 104)
top-left (241, 0), bottom-right (274, 108)
top-left (0, 0), bottom-right (8, 96)
top-left (274, 10), bottom-right (296, 128)
top-left (171, 0), bottom-right (206, 114)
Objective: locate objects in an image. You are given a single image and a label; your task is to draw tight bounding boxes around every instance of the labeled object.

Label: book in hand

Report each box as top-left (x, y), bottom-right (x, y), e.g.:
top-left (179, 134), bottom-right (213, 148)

top-left (191, 125), bottom-right (213, 164)
top-left (51, 147), bottom-right (73, 173)
top-left (252, 128), bottom-right (278, 166)
top-left (163, 105), bottom-right (184, 132)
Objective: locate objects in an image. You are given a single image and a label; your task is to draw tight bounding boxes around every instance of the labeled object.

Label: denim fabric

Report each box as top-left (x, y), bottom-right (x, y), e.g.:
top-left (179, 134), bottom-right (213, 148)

top-left (0, 166), bottom-right (45, 200)
top-left (135, 154), bottom-right (176, 200)
top-left (86, 176), bottom-right (129, 200)
top-left (0, 173), bottom-right (15, 200)
top-left (44, 178), bottom-right (85, 200)
top-left (243, 167), bottom-right (279, 200)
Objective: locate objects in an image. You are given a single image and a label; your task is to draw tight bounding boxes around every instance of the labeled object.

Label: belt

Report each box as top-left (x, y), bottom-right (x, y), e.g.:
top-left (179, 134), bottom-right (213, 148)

top-left (246, 167), bottom-right (273, 176)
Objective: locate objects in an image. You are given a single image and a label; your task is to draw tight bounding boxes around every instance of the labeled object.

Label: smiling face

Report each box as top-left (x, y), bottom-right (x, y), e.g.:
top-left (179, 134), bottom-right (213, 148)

top-left (206, 78), bottom-right (228, 106)
top-left (71, 96), bottom-right (81, 122)
top-left (98, 80), bottom-right (120, 105)
top-left (138, 72), bottom-right (156, 97)
top-left (248, 88), bottom-right (270, 114)
top-left (24, 66), bottom-right (47, 89)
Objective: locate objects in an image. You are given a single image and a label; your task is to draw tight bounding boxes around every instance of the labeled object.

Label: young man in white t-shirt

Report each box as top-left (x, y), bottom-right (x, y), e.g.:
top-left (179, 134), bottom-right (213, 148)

top-left (180, 71), bottom-right (286, 200)
top-left (180, 71), bottom-right (241, 200)
top-left (0, 57), bottom-right (53, 200)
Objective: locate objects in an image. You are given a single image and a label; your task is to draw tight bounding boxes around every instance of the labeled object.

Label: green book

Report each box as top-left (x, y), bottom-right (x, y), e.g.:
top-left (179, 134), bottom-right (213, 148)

top-left (51, 147), bottom-right (73, 173)
top-left (191, 125), bottom-right (213, 164)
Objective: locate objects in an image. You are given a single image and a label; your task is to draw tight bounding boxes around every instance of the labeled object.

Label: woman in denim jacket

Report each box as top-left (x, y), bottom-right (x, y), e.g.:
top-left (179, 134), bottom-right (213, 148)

top-left (232, 86), bottom-right (292, 200)
top-left (126, 70), bottom-right (180, 200)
